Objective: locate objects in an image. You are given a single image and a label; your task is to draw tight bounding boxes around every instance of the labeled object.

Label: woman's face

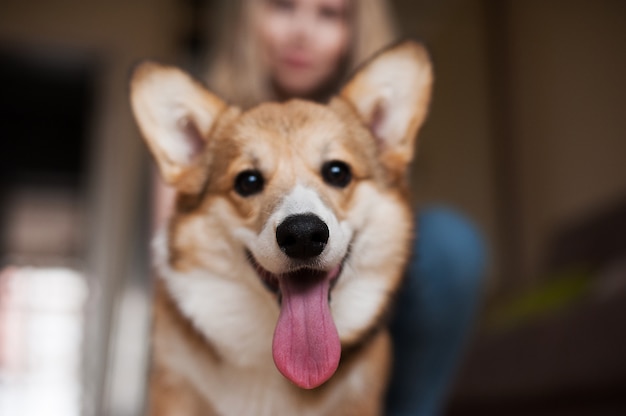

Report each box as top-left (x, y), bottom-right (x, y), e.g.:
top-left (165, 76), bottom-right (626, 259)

top-left (257, 0), bottom-right (351, 98)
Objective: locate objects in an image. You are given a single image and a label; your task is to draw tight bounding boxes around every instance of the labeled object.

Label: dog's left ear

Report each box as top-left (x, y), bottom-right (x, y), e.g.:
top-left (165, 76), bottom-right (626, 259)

top-left (340, 40), bottom-right (433, 171)
top-left (130, 61), bottom-right (228, 193)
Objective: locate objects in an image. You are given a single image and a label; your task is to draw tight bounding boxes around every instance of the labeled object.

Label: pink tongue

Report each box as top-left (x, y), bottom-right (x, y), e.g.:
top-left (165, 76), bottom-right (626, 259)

top-left (272, 270), bottom-right (341, 389)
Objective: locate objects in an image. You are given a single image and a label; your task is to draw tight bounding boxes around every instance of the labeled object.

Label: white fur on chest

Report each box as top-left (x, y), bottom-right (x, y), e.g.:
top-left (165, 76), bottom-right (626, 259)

top-left (153, 230), bottom-right (278, 368)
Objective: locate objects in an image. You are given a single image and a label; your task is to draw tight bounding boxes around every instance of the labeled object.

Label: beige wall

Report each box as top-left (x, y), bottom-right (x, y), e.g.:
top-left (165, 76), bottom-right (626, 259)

top-left (393, 0), bottom-right (502, 285)
top-left (393, 0), bottom-right (626, 289)
top-left (509, 0), bottom-right (626, 281)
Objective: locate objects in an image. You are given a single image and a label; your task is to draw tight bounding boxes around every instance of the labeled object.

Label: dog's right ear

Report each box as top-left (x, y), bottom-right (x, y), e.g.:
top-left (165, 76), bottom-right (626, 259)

top-left (130, 61), bottom-right (227, 193)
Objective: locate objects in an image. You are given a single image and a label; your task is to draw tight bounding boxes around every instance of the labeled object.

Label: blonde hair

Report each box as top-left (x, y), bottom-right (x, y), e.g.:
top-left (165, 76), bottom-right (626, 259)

top-left (206, 0), bottom-right (398, 109)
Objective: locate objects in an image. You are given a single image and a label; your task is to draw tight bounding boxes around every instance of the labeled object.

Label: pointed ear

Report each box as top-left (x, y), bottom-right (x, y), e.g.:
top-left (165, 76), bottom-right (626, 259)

top-left (340, 41), bottom-right (433, 171)
top-left (130, 61), bottom-right (227, 193)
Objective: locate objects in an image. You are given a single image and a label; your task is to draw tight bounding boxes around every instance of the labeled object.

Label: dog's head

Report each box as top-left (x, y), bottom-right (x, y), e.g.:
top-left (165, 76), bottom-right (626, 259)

top-left (131, 41), bottom-right (432, 389)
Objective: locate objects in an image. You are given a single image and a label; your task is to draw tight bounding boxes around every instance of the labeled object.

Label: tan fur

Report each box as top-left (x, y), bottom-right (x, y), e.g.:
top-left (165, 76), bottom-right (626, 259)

top-left (149, 283), bottom-right (219, 416)
top-left (131, 41), bottom-right (432, 415)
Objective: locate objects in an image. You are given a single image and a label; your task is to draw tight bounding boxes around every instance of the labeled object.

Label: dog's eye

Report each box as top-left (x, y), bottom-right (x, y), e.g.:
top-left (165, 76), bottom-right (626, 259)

top-left (321, 161), bottom-right (352, 188)
top-left (234, 170), bottom-right (265, 196)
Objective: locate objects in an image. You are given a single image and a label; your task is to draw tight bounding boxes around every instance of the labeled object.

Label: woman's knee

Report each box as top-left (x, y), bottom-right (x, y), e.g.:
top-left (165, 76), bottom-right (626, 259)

top-left (395, 205), bottom-right (488, 324)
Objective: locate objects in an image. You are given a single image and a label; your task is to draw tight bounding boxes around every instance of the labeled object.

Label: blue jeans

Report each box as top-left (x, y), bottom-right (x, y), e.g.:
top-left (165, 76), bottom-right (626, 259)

top-left (385, 206), bottom-right (487, 416)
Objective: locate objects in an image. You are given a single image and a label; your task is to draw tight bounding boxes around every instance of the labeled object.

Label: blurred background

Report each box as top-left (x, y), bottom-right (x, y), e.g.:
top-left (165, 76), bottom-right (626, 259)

top-left (0, 0), bottom-right (625, 415)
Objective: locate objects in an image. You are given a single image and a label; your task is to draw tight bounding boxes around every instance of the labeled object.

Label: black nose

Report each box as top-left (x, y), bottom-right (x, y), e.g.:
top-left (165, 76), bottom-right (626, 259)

top-left (276, 214), bottom-right (329, 260)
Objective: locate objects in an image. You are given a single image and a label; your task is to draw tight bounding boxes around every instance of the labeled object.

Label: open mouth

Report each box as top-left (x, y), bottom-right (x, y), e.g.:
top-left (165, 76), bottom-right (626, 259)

top-left (245, 251), bottom-right (345, 390)
top-left (246, 251), bottom-right (343, 301)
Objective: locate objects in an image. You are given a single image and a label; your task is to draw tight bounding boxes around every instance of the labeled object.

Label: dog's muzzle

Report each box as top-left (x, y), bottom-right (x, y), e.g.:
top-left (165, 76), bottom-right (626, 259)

top-left (244, 213), bottom-right (344, 390)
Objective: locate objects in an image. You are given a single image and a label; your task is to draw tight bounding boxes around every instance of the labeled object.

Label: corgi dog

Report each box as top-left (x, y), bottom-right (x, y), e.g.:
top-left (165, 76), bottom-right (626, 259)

top-left (130, 40), bottom-right (432, 415)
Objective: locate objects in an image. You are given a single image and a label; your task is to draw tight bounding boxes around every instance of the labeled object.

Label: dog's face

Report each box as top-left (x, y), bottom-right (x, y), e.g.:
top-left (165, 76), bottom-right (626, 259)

top-left (131, 41), bottom-right (432, 390)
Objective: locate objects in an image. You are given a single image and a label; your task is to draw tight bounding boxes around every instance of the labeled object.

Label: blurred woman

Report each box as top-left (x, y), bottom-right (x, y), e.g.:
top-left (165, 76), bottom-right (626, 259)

top-left (155, 1), bottom-right (486, 414)
top-left (206, 0), bottom-right (396, 108)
